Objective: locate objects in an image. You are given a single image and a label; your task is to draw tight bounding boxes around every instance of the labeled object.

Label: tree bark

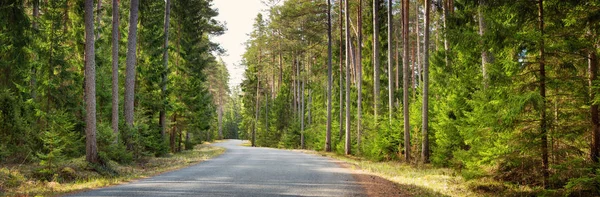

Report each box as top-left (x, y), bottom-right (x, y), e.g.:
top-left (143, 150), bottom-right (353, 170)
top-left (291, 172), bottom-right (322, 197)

top-left (589, 44), bottom-right (599, 163)
top-left (218, 104), bottom-right (223, 139)
top-left (95, 0), bottom-right (102, 40)
top-left (301, 74), bottom-right (305, 149)
top-left (478, 0), bottom-right (489, 88)
top-left (111, 0), bottom-right (119, 142)
top-left (388, 0), bottom-right (393, 124)
top-left (253, 78), bottom-right (260, 147)
top-left (31, 0), bottom-right (39, 99)
top-left (416, 2), bottom-right (421, 83)
top-left (538, 0), bottom-right (549, 188)
top-left (402, 0), bottom-right (411, 162)
top-left (373, 0), bottom-right (380, 123)
top-left (124, 0), bottom-right (139, 128)
top-left (422, 0), bottom-right (430, 163)
top-left (442, 0), bottom-right (449, 68)
top-left (357, 0), bottom-right (363, 153)
top-left (326, 0), bottom-right (333, 152)
top-left (344, 0), bottom-right (351, 155)
top-left (339, 0), bottom-right (344, 142)
top-left (84, 0), bottom-right (99, 164)
top-left (160, 0), bottom-right (171, 140)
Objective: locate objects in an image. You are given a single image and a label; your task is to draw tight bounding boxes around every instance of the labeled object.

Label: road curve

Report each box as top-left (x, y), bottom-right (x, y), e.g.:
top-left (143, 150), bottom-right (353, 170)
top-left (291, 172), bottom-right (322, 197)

top-left (68, 140), bottom-right (366, 197)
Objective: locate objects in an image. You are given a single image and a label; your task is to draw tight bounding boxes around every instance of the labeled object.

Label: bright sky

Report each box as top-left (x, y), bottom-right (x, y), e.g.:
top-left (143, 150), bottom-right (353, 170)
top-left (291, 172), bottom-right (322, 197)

top-left (212, 0), bottom-right (269, 89)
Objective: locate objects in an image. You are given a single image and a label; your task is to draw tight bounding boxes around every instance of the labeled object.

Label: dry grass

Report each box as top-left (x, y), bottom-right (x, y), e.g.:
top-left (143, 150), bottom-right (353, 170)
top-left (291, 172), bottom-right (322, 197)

top-left (302, 151), bottom-right (536, 197)
top-left (1, 144), bottom-right (224, 197)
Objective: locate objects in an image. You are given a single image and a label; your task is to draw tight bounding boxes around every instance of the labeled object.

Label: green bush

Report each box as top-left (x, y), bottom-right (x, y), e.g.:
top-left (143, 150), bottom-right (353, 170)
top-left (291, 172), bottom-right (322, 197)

top-left (97, 122), bottom-right (132, 164)
top-left (0, 168), bottom-right (25, 189)
top-left (36, 110), bottom-right (79, 180)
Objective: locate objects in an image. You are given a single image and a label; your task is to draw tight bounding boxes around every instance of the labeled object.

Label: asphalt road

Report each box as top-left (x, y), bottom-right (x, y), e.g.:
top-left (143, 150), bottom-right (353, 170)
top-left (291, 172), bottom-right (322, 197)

top-left (68, 140), bottom-right (366, 197)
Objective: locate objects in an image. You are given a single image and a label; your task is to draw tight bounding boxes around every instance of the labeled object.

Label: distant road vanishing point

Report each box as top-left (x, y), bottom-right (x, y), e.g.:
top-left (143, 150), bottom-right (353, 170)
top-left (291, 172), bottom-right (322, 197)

top-left (68, 140), bottom-right (366, 197)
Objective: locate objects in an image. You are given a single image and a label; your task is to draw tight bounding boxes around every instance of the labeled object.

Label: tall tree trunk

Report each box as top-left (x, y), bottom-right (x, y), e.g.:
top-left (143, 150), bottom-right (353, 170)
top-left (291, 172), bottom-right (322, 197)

top-left (422, 0), bottom-right (430, 163)
top-left (344, 0), bottom-right (351, 155)
top-left (442, 0), bottom-right (449, 68)
top-left (478, 0), bottom-right (489, 88)
top-left (590, 45), bottom-right (599, 163)
top-left (326, 0), bottom-right (333, 152)
top-left (160, 0), bottom-right (171, 140)
top-left (538, 0), bottom-right (549, 188)
top-left (31, 0), bottom-right (39, 99)
top-left (95, 0), bottom-right (102, 40)
top-left (218, 104), bottom-right (223, 139)
top-left (111, 0), bottom-right (119, 142)
top-left (84, 0), bottom-right (99, 164)
top-left (278, 42), bottom-right (283, 91)
top-left (373, 0), bottom-right (380, 123)
top-left (357, 0), bottom-right (363, 153)
top-left (265, 89), bottom-right (269, 138)
top-left (387, 0), bottom-right (393, 124)
top-left (253, 78), bottom-right (260, 147)
top-left (124, 0), bottom-right (139, 129)
top-left (339, 0), bottom-right (344, 142)
top-left (170, 114), bottom-right (175, 151)
top-left (416, 2), bottom-right (421, 83)
top-left (301, 75), bottom-right (305, 149)
top-left (402, 0), bottom-right (411, 162)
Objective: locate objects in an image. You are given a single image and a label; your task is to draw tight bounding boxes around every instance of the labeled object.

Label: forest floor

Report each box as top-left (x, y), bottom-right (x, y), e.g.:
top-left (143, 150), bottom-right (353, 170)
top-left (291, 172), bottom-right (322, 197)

top-left (0, 143), bottom-right (225, 197)
top-left (298, 150), bottom-right (537, 197)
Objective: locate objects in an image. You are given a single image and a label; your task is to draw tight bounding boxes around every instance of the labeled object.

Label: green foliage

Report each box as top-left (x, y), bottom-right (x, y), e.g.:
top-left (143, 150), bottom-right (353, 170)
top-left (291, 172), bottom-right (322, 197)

top-left (37, 110), bottom-right (79, 174)
top-left (0, 168), bottom-right (25, 189)
top-left (97, 123), bottom-right (132, 164)
top-left (0, 89), bottom-right (36, 163)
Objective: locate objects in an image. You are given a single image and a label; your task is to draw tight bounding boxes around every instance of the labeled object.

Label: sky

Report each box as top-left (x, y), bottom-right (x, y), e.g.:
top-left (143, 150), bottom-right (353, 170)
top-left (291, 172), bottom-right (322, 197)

top-left (211, 0), bottom-right (269, 89)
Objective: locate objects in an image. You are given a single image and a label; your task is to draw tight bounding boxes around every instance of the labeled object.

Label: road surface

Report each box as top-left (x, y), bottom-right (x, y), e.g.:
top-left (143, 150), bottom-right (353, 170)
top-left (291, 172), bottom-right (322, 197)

top-left (68, 140), bottom-right (366, 197)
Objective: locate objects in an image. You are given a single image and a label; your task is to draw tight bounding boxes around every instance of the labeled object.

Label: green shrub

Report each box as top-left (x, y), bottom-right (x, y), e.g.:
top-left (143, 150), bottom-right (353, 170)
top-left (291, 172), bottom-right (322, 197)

top-left (97, 122), bottom-right (132, 164)
top-left (0, 168), bottom-right (25, 189)
top-left (36, 110), bottom-right (79, 180)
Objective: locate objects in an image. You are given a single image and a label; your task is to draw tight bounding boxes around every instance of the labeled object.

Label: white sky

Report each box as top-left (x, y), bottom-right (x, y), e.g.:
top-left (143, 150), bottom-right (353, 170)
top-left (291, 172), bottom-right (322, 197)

top-left (212, 0), bottom-right (269, 89)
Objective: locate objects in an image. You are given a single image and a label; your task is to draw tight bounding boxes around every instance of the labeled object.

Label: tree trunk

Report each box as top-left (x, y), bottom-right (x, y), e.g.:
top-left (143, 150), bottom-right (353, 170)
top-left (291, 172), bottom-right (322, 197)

top-left (111, 0), bottom-right (119, 142)
top-left (538, 0), bottom-right (549, 188)
top-left (326, 0), bottom-right (333, 152)
top-left (443, 0), bottom-right (449, 68)
top-left (344, 0), bottom-right (351, 155)
top-left (84, 0), bottom-right (99, 164)
top-left (373, 0), bottom-right (380, 123)
top-left (160, 0), bottom-right (171, 140)
top-left (402, 0), bottom-right (411, 162)
top-left (171, 114), bottom-right (176, 151)
top-left (218, 104), bottom-right (223, 139)
top-left (388, 0), bottom-right (393, 124)
top-left (590, 45), bottom-right (599, 163)
top-left (278, 42), bottom-right (283, 91)
top-left (339, 0), bottom-right (344, 142)
top-left (357, 0), bottom-right (363, 153)
top-left (95, 0), bottom-right (102, 40)
top-left (124, 0), bottom-right (139, 128)
top-left (478, 0), bottom-right (489, 88)
top-left (253, 78), bottom-right (260, 147)
top-left (301, 76), bottom-right (305, 149)
top-left (422, 0), bottom-right (430, 163)
top-left (31, 0), bottom-right (39, 99)
top-left (416, 2), bottom-right (421, 83)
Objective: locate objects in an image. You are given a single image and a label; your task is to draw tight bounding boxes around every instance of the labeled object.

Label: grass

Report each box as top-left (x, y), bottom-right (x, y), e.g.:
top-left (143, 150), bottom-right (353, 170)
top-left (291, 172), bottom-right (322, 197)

top-left (305, 151), bottom-right (537, 197)
top-left (0, 143), bottom-right (225, 197)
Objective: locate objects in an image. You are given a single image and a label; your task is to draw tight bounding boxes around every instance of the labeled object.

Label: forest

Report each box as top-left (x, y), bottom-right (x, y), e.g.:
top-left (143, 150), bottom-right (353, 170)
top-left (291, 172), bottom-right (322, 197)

top-left (1, 0), bottom-right (600, 196)
top-left (237, 0), bottom-right (600, 195)
top-left (1, 0), bottom-right (231, 193)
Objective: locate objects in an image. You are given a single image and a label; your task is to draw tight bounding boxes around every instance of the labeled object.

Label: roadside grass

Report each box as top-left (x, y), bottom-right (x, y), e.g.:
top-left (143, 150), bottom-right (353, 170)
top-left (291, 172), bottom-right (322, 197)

top-left (1, 143), bottom-right (224, 197)
top-left (307, 151), bottom-right (537, 197)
